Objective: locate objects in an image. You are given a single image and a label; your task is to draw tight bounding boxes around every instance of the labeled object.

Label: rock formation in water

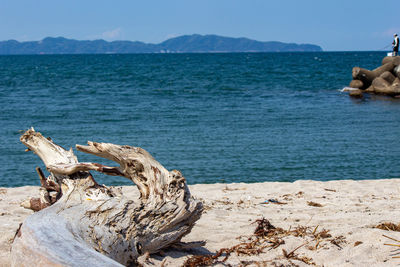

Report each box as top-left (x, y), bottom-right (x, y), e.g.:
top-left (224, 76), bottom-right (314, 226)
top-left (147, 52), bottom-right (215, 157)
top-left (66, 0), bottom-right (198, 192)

top-left (345, 56), bottom-right (400, 98)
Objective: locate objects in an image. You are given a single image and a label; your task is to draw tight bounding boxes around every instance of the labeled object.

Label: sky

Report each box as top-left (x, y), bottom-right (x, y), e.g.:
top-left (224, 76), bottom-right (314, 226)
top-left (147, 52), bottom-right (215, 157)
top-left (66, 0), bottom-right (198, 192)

top-left (0, 0), bottom-right (399, 51)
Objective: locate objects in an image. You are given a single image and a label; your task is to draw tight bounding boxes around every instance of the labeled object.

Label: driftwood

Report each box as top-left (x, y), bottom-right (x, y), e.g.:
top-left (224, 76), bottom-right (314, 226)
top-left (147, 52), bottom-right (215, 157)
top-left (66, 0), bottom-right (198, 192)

top-left (11, 128), bottom-right (203, 266)
top-left (347, 56), bottom-right (400, 97)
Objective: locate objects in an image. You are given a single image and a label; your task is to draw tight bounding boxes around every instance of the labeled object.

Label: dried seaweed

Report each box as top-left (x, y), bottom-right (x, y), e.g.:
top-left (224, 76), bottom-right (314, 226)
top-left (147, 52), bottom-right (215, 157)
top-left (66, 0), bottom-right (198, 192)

top-left (282, 242), bottom-right (307, 259)
top-left (330, 235), bottom-right (346, 250)
top-left (182, 217), bottom-right (342, 267)
top-left (283, 243), bottom-right (315, 265)
top-left (324, 188), bottom-right (336, 192)
top-left (384, 234), bottom-right (400, 259)
top-left (254, 218), bottom-right (278, 236)
top-left (307, 201), bottom-right (323, 207)
top-left (222, 186), bottom-right (246, 192)
top-left (182, 218), bottom-right (278, 267)
top-left (182, 240), bottom-right (267, 267)
top-left (214, 199), bottom-right (234, 205)
top-left (295, 191), bottom-right (304, 197)
top-left (375, 222), bottom-right (400, 232)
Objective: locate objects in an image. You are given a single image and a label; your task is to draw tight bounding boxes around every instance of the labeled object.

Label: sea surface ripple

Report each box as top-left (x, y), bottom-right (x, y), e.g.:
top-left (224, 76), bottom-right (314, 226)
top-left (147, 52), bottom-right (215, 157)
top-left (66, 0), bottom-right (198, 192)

top-left (1, 52), bottom-right (400, 186)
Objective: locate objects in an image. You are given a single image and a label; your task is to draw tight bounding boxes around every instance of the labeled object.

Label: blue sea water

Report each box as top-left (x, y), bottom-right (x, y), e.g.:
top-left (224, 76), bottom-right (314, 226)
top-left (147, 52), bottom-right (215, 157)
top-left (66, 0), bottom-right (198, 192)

top-left (1, 52), bottom-right (400, 187)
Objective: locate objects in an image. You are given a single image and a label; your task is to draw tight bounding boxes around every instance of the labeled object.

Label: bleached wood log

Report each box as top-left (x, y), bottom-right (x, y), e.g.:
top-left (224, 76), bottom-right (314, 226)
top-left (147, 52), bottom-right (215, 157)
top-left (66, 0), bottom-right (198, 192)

top-left (11, 128), bottom-right (203, 266)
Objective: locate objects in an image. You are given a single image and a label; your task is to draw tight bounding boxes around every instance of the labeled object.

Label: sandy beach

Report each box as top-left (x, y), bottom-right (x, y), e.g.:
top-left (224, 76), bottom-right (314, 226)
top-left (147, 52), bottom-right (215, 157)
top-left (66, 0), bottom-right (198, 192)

top-left (2, 179), bottom-right (400, 266)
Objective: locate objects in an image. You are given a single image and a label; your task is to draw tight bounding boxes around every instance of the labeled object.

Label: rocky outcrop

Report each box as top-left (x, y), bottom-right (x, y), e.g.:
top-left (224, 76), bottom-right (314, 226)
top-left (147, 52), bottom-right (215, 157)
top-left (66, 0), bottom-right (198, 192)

top-left (346, 56), bottom-right (400, 97)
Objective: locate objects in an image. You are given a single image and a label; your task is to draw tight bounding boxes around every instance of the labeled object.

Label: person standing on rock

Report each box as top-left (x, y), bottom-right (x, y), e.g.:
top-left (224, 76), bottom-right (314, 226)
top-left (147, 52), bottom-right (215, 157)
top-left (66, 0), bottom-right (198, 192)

top-left (393, 34), bottom-right (399, 56)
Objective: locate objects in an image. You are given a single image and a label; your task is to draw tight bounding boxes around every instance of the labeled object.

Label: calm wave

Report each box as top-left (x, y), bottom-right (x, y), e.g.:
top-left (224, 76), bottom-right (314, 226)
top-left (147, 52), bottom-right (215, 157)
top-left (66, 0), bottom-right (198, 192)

top-left (1, 52), bottom-right (400, 187)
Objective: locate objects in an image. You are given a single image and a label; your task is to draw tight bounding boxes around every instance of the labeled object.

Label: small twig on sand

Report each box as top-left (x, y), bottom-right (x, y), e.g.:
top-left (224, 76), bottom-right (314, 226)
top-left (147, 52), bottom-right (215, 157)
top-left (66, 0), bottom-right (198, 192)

top-left (283, 241), bottom-right (309, 259)
top-left (383, 234), bottom-right (400, 243)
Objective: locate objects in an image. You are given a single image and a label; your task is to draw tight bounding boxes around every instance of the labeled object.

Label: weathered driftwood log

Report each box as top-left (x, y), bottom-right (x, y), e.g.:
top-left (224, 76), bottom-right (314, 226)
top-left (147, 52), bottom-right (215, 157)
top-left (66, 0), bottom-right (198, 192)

top-left (11, 128), bottom-right (203, 266)
top-left (352, 62), bottom-right (395, 88)
top-left (20, 167), bottom-right (62, 211)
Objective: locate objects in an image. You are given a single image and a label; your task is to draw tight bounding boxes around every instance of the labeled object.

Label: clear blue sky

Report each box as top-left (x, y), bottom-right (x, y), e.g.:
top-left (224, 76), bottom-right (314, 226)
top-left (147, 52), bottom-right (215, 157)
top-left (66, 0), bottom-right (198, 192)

top-left (1, 0), bottom-right (398, 51)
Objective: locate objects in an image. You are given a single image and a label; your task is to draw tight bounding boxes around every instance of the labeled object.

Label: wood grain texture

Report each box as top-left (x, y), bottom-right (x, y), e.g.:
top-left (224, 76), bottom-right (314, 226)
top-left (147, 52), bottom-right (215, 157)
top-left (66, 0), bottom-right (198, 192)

top-left (11, 128), bottom-right (203, 266)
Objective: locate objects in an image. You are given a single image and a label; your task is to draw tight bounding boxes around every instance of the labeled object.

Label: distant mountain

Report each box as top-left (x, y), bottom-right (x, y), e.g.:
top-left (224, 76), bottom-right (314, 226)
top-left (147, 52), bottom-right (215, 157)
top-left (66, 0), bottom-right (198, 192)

top-left (159, 34), bottom-right (322, 53)
top-left (0, 34), bottom-right (322, 55)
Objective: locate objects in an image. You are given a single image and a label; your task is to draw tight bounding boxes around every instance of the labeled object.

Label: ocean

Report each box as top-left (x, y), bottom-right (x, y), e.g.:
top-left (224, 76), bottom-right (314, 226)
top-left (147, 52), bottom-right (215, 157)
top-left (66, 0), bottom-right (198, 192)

top-left (1, 52), bottom-right (400, 187)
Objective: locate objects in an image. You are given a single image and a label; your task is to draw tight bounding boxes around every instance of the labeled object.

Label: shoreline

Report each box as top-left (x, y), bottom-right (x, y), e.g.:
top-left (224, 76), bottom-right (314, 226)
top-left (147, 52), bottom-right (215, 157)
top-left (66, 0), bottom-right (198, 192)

top-left (2, 179), bottom-right (400, 266)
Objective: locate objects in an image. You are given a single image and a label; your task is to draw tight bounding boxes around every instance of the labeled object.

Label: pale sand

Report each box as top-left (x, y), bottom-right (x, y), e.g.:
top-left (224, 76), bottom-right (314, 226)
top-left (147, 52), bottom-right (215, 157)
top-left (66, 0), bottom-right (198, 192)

top-left (2, 179), bottom-right (400, 266)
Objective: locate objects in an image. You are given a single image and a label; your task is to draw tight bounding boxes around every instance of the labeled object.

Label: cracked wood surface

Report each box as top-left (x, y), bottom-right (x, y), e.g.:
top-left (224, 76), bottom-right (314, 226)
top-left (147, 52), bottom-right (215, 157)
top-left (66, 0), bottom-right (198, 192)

top-left (11, 128), bottom-right (203, 266)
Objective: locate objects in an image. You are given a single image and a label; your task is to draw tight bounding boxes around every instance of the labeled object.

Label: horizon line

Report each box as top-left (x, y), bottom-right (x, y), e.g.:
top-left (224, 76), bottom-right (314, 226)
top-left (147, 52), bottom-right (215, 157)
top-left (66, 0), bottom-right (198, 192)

top-left (1, 34), bottom-right (320, 46)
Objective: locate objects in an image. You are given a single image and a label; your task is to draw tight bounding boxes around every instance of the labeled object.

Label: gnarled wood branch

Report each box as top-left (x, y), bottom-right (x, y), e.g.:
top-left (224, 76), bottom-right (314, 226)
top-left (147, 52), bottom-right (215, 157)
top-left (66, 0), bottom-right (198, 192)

top-left (11, 128), bottom-right (203, 266)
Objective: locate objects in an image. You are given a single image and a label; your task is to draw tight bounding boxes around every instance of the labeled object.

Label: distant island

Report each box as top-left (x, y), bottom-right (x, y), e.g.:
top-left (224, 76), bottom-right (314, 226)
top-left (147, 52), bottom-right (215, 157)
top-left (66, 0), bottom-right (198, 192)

top-left (0, 34), bottom-right (322, 55)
